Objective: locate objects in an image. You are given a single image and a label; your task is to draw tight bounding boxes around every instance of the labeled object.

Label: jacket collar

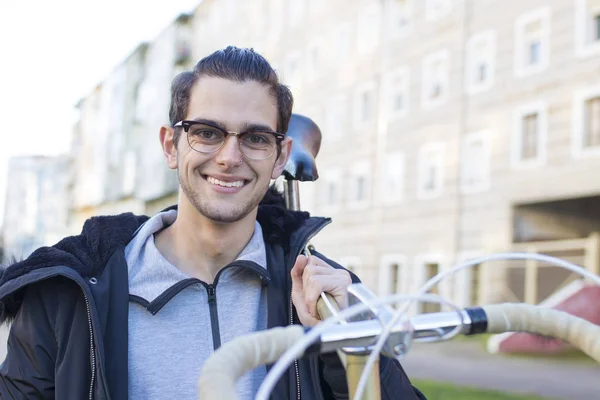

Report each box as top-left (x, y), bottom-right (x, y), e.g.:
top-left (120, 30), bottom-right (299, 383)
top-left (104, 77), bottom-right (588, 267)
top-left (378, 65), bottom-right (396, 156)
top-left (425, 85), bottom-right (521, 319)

top-left (0, 186), bottom-right (324, 323)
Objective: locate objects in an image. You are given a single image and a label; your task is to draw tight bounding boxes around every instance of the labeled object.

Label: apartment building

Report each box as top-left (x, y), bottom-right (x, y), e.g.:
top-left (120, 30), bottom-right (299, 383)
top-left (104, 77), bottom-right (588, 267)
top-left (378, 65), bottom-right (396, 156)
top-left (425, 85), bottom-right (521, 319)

top-left (69, 14), bottom-right (194, 229)
top-left (187, 0), bottom-right (600, 308)
top-left (67, 0), bottom-right (600, 308)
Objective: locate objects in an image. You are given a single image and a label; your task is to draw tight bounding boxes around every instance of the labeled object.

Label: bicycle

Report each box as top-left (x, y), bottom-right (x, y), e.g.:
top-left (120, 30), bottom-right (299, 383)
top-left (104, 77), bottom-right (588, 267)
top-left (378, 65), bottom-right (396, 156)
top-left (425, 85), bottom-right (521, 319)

top-left (197, 114), bottom-right (600, 400)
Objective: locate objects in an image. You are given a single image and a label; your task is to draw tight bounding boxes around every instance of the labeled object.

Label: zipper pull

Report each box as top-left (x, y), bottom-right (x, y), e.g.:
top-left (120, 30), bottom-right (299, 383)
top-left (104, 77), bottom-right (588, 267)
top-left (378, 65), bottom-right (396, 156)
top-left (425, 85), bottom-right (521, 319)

top-left (207, 285), bottom-right (216, 302)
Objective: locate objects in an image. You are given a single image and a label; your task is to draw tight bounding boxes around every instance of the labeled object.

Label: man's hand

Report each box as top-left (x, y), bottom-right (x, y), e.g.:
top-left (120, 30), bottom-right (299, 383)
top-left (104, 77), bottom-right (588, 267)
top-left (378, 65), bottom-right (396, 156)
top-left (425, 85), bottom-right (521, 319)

top-left (291, 254), bottom-right (352, 327)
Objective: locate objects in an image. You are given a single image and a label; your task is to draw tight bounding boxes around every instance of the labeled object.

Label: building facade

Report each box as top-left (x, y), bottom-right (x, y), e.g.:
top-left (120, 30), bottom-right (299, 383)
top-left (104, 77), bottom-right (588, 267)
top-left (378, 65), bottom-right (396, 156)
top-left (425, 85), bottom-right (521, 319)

top-left (189, 0), bottom-right (600, 308)
top-left (67, 0), bottom-right (600, 308)
top-left (2, 156), bottom-right (70, 263)
top-left (69, 14), bottom-right (194, 229)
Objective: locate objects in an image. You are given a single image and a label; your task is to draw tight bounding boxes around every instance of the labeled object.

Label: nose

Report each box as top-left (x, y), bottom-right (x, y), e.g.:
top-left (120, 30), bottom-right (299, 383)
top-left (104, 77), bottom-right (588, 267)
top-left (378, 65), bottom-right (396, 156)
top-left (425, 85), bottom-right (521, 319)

top-left (214, 134), bottom-right (243, 167)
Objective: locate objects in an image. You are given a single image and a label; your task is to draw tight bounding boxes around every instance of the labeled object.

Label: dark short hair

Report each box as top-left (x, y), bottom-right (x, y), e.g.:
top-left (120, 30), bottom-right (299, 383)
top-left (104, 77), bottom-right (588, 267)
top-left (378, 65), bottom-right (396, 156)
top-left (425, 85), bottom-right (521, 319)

top-left (169, 46), bottom-right (294, 149)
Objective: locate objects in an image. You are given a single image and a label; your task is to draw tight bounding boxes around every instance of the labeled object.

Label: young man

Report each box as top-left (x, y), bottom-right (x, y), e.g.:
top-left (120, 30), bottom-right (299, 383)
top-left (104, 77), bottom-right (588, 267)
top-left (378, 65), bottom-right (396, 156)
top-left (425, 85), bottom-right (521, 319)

top-left (0, 47), bottom-right (424, 399)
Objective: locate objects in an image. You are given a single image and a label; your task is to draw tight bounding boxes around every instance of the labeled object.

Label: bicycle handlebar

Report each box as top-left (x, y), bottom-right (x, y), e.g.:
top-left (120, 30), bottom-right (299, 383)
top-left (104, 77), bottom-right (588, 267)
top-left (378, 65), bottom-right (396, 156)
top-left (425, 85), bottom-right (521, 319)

top-left (197, 325), bottom-right (306, 399)
top-left (484, 303), bottom-right (600, 361)
top-left (197, 302), bottom-right (600, 399)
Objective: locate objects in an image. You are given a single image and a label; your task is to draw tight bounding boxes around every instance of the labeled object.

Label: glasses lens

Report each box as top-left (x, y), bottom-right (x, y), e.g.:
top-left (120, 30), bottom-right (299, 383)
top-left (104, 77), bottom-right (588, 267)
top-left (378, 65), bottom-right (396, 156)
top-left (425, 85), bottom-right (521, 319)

top-left (239, 132), bottom-right (277, 160)
top-left (187, 124), bottom-right (225, 153)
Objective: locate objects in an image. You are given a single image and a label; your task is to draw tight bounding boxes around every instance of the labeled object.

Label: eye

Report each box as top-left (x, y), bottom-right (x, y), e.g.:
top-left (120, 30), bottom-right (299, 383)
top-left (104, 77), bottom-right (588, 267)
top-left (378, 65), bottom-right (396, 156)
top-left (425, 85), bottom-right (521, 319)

top-left (198, 130), bottom-right (217, 139)
top-left (246, 133), bottom-right (270, 144)
top-left (189, 125), bottom-right (224, 141)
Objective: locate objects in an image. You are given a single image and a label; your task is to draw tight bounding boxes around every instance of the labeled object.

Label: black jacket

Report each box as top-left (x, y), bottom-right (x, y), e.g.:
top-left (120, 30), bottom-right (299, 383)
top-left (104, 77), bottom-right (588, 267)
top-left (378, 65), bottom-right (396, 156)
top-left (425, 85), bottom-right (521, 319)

top-left (0, 193), bottom-right (425, 400)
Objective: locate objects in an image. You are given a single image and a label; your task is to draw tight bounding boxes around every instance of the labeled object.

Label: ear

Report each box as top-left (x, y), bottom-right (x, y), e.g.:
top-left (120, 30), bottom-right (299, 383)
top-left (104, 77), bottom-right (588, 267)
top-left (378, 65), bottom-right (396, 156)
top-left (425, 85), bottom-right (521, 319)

top-left (271, 137), bottom-right (292, 179)
top-left (160, 125), bottom-right (178, 170)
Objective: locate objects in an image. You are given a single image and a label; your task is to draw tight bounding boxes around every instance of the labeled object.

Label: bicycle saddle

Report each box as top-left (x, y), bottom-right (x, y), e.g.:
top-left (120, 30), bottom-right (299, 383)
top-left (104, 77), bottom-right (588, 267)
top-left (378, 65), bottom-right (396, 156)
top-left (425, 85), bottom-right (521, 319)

top-left (282, 113), bottom-right (322, 182)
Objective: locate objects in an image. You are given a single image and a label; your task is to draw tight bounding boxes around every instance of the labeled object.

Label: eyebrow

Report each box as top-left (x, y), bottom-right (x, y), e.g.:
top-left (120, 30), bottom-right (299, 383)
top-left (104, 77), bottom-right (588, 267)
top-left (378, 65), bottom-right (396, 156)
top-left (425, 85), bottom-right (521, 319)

top-left (188, 118), bottom-right (276, 133)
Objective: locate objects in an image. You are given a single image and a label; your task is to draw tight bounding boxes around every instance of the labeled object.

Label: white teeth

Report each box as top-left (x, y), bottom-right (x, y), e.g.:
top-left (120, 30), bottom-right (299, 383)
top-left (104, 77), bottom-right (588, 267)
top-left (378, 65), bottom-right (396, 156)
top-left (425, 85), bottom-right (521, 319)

top-left (207, 176), bottom-right (244, 188)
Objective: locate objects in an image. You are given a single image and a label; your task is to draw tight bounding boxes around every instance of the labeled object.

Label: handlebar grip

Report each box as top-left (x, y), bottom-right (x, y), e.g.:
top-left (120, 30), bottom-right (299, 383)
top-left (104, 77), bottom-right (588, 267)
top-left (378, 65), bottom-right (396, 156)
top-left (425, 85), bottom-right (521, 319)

top-left (197, 325), bottom-right (305, 399)
top-left (483, 303), bottom-right (600, 363)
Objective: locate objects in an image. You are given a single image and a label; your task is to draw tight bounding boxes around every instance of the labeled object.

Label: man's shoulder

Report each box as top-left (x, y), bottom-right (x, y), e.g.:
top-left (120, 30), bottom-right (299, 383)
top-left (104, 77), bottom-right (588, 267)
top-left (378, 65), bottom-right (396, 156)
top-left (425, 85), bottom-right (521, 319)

top-left (0, 211), bottom-right (148, 324)
top-left (1, 212), bottom-right (148, 283)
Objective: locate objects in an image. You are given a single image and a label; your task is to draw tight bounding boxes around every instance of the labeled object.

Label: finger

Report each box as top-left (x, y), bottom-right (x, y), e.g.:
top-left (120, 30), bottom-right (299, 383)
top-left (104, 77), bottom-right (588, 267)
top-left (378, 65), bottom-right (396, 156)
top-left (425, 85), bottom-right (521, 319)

top-left (304, 275), bottom-right (326, 318)
top-left (291, 289), bottom-right (320, 327)
top-left (309, 256), bottom-right (333, 268)
top-left (307, 255), bottom-right (330, 268)
top-left (301, 256), bottom-right (335, 283)
top-left (305, 273), bottom-right (352, 314)
top-left (302, 263), bottom-right (348, 290)
top-left (291, 254), bottom-right (308, 287)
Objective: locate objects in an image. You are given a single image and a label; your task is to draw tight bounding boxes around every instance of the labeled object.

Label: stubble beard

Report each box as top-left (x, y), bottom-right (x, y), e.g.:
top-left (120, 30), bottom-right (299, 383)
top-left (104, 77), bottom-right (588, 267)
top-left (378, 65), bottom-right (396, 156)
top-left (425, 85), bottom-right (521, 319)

top-left (179, 171), bottom-right (268, 223)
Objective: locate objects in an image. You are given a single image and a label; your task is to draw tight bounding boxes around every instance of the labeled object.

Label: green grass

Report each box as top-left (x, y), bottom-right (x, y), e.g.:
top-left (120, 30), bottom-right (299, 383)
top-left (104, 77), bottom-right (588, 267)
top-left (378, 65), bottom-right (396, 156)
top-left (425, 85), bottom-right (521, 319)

top-left (413, 379), bottom-right (545, 400)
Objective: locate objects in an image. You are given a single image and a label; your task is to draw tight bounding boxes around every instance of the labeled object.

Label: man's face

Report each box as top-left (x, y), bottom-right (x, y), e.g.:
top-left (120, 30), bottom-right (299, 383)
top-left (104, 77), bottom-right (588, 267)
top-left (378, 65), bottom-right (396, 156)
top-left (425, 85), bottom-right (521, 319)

top-left (167, 76), bottom-right (291, 223)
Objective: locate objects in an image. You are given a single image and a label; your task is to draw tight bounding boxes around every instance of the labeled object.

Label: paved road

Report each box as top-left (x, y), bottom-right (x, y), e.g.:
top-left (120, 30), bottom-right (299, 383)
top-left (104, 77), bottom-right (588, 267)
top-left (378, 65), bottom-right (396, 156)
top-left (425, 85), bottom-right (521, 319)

top-left (401, 340), bottom-right (600, 399)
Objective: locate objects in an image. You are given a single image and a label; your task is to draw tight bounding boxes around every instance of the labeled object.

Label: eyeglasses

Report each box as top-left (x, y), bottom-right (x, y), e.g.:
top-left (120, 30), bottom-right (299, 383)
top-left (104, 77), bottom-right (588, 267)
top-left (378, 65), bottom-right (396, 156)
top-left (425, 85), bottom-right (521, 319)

top-left (173, 120), bottom-right (285, 160)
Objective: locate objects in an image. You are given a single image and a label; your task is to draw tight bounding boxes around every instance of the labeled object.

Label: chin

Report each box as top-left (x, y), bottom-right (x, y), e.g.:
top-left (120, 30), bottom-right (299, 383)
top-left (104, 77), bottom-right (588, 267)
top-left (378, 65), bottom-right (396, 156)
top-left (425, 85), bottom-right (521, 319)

top-left (198, 203), bottom-right (256, 224)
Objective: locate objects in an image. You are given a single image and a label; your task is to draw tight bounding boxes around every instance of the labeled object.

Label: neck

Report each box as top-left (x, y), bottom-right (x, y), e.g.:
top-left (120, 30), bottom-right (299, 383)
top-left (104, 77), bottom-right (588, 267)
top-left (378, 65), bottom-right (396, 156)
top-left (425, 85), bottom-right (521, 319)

top-left (154, 196), bottom-right (257, 283)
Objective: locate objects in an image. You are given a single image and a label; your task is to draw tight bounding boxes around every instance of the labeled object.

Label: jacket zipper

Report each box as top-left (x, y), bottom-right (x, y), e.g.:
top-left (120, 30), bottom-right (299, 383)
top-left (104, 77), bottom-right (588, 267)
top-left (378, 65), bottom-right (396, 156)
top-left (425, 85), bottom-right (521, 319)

top-left (201, 261), bottom-right (269, 351)
top-left (290, 288), bottom-right (301, 400)
top-left (289, 218), bottom-right (332, 400)
top-left (206, 284), bottom-right (221, 349)
top-left (83, 292), bottom-right (96, 400)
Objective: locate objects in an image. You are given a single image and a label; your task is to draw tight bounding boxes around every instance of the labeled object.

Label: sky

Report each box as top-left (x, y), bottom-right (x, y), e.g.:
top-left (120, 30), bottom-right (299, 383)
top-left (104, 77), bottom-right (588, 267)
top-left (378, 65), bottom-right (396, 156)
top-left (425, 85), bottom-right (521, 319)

top-left (0, 0), bottom-right (201, 227)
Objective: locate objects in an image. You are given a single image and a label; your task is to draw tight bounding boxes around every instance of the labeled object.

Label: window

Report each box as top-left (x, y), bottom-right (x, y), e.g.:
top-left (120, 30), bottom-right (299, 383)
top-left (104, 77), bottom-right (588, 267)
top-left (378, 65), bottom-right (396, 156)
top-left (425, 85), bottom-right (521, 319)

top-left (321, 168), bottom-right (342, 211)
top-left (521, 113), bottom-right (539, 159)
top-left (422, 50), bottom-right (449, 109)
top-left (389, 0), bottom-right (414, 37)
top-left (465, 31), bottom-right (496, 94)
top-left (584, 96), bottom-right (600, 147)
top-left (385, 67), bottom-right (410, 118)
top-left (415, 254), bottom-right (447, 313)
top-left (325, 94), bottom-right (347, 143)
top-left (347, 161), bottom-right (371, 209)
top-left (357, 4), bottom-right (382, 55)
top-left (353, 81), bottom-right (377, 127)
top-left (455, 252), bottom-right (483, 307)
top-left (382, 152), bottom-right (404, 204)
top-left (575, 0), bottom-right (600, 57)
top-left (423, 262), bottom-right (441, 313)
top-left (514, 8), bottom-right (551, 77)
top-left (378, 255), bottom-right (407, 296)
top-left (460, 131), bottom-right (491, 194)
top-left (572, 84), bottom-right (600, 157)
top-left (425, 0), bottom-right (452, 21)
top-left (417, 143), bottom-right (445, 199)
top-left (512, 102), bottom-right (547, 168)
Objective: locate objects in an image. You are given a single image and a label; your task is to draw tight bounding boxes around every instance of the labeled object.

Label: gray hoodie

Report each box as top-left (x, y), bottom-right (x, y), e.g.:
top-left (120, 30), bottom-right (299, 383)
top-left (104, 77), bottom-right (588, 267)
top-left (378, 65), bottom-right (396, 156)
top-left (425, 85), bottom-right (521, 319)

top-left (125, 210), bottom-right (268, 399)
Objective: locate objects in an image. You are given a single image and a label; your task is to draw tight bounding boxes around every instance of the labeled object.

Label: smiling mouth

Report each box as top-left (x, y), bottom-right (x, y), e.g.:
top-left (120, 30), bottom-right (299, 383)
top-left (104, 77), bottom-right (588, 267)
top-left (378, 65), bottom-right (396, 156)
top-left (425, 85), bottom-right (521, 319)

top-left (204, 175), bottom-right (248, 188)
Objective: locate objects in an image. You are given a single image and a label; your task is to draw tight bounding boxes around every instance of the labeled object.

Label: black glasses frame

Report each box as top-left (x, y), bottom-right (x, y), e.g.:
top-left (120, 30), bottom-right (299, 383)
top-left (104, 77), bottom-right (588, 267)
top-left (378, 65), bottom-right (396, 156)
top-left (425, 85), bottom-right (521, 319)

top-left (173, 120), bottom-right (285, 160)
